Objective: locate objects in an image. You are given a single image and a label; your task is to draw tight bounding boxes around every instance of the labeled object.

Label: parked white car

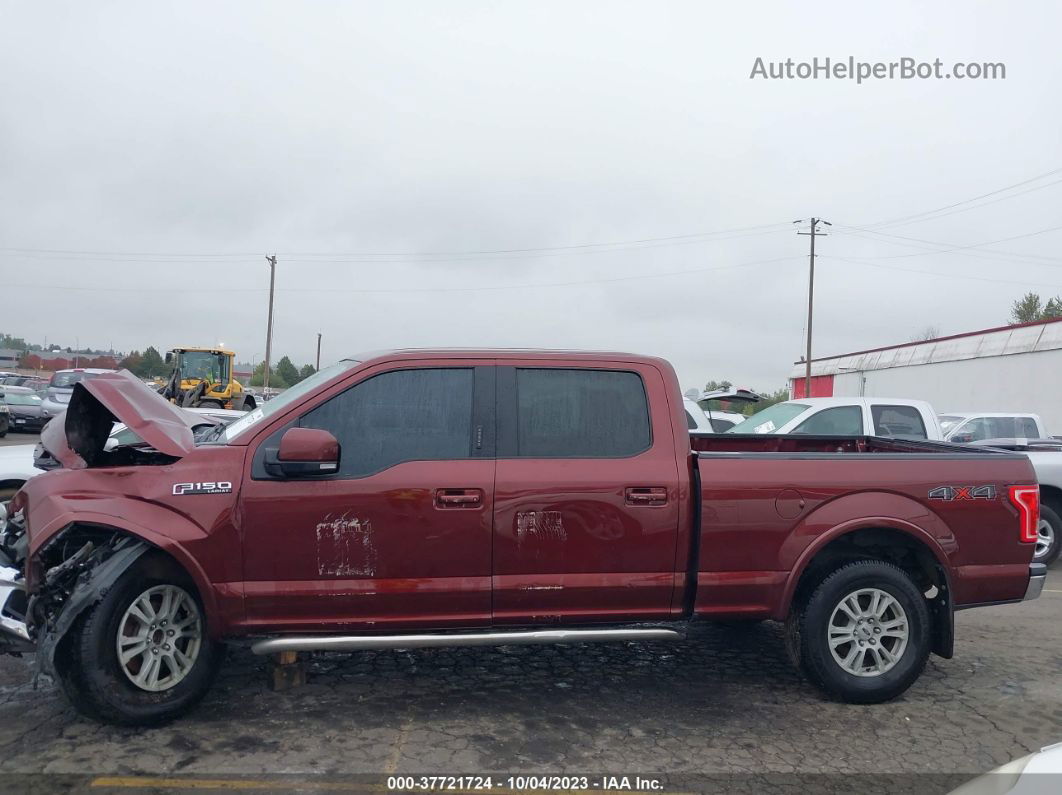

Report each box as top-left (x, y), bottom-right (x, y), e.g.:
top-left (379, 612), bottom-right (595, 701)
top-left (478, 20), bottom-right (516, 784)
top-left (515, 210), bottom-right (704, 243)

top-left (939, 412), bottom-right (1048, 443)
top-left (727, 397), bottom-right (943, 440)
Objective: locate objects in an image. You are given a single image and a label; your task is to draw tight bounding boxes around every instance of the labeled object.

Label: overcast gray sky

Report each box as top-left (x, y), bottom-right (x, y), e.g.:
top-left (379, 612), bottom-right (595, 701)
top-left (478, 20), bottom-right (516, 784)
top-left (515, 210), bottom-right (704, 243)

top-left (2, 1), bottom-right (1061, 393)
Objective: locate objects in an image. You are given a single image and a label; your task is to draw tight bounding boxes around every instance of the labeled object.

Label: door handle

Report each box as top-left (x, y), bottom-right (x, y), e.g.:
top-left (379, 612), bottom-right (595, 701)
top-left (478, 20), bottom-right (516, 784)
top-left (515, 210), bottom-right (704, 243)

top-left (625, 487), bottom-right (668, 506)
top-left (435, 488), bottom-right (484, 508)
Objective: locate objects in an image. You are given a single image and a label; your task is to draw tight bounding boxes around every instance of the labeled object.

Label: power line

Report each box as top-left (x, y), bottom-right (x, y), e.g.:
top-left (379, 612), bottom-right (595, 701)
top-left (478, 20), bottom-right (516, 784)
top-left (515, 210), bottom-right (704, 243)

top-left (0, 222), bottom-right (792, 261)
top-left (823, 255), bottom-right (1062, 290)
top-left (833, 227), bottom-right (1062, 267)
top-left (852, 166), bottom-right (1062, 229)
top-left (830, 222), bottom-right (1062, 261)
top-left (6, 254), bottom-right (803, 295)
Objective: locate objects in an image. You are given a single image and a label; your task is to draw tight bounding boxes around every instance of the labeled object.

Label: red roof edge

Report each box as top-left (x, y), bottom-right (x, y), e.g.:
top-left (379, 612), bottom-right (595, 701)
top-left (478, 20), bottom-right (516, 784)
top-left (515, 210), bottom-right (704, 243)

top-left (796, 315), bottom-right (1062, 365)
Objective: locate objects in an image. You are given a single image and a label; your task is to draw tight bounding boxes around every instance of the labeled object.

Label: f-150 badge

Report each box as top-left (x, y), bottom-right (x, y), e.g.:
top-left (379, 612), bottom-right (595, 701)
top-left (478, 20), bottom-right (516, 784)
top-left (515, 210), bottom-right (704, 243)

top-left (929, 485), bottom-right (997, 501)
top-left (172, 481), bottom-right (233, 496)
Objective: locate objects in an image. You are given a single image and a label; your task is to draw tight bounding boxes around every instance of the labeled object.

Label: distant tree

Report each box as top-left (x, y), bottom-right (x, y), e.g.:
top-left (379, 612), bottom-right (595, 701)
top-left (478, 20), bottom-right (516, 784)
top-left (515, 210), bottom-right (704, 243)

top-left (140, 346), bottom-right (167, 378)
top-left (1011, 292), bottom-right (1062, 324)
top-left (299, 364), bottom-right (317, 381)
top-left (119, 350), bottom-right (143, 374)
top-left (276, 356), bottom-right (300, 387)
top-left (250, 361), bottom-right (286, 388)
top-left (910, 325), bottom-right (941, 342)
top-left (702, 379), bottom-right (733, 393)
top-left (745, 387), bottom-right (790, 415)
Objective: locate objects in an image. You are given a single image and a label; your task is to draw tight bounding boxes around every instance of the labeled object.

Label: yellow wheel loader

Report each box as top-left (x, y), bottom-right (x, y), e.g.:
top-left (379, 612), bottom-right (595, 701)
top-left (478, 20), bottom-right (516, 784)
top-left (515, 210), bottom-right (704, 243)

top-left (160, 347), bottom-right (256, 411)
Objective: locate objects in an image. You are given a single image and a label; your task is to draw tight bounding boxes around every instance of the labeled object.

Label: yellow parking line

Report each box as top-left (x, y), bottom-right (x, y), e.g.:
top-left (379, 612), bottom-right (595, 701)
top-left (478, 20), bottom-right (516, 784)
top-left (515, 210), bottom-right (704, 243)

top-left (90, 778), bottom-right (366, 791)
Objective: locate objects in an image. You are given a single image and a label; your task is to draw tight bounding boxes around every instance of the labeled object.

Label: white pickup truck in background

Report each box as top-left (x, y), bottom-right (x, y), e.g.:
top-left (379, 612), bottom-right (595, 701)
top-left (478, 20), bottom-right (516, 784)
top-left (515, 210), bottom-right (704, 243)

top-left (726, 397), bottom-right (944, 440)
top-left (968, 437), bottom-right (1062, 564)
top-left (939, 412), bottom-right (1049, 443)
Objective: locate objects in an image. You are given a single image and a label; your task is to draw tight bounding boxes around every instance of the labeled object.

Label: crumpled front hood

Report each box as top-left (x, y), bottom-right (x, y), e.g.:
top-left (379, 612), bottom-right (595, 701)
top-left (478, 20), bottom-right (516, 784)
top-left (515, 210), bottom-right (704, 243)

top-left (41, 370), bottom-right (197, 469)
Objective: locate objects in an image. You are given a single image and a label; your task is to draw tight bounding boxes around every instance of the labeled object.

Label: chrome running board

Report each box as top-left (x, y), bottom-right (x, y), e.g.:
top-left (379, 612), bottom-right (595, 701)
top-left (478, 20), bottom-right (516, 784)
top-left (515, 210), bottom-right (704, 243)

top-left (251, 626), bottom-right (683, 656)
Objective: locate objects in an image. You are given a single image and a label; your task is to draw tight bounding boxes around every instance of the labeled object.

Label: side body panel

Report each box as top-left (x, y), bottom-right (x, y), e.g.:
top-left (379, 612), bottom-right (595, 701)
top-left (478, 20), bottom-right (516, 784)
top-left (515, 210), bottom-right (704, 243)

top-left (490, 358), bottom-right (689, 624)
top-left (693, 451), bottom-right (1037, 618)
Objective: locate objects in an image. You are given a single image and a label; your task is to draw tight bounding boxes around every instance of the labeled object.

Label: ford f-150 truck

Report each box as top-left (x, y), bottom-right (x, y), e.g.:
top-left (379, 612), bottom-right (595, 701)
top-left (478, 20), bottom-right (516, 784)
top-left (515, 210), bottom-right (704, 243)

top-left (0, 350), bottom-right (1046, 726)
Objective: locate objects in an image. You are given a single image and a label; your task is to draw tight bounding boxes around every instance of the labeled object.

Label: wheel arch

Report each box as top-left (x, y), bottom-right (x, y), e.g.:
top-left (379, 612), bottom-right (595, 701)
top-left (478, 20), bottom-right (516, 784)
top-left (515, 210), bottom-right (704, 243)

top-left (782, 521), bottom-right (954, 659)
top-left (33, 513), bottom-right (220, 635)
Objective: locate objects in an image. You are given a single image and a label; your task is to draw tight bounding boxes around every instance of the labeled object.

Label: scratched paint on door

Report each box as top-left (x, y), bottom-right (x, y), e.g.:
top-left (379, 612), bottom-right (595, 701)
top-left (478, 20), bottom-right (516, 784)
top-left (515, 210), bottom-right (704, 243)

top-left (315, 513), bottom-right (377, 576)
top-left (515, 510), bottom-right (566, 543)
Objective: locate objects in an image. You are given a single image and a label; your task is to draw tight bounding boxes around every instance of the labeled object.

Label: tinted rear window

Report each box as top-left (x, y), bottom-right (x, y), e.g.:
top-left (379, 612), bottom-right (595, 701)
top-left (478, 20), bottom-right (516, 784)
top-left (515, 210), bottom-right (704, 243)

top-left (515, 368), bottom-right (651, 457)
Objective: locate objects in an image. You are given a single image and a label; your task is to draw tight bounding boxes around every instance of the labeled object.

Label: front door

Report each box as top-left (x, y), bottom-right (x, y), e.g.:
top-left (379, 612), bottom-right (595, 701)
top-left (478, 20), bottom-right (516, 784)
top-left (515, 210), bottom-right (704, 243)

top-left (239, 363), bottom-right (495, 632)
top-left (491, 363), bottom-right (681, 625)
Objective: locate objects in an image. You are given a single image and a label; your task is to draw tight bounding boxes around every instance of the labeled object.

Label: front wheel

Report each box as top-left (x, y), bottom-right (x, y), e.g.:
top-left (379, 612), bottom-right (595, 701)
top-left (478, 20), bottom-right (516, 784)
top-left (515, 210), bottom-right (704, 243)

top-left (56, 555), bottom-right (223, 725)
top-left (789, 560), bottom-right (931, 704)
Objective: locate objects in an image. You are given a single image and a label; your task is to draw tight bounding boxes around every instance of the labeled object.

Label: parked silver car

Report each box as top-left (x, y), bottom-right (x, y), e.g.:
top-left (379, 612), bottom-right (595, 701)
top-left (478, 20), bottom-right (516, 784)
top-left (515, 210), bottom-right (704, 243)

top-left (39, 368), bottom-right (116, 421)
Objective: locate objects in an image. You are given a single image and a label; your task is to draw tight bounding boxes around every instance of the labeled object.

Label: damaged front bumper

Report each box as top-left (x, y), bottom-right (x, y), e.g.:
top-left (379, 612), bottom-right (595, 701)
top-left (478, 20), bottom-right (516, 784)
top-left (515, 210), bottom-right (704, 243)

top-left (0, 564), bottom-right (31, 653)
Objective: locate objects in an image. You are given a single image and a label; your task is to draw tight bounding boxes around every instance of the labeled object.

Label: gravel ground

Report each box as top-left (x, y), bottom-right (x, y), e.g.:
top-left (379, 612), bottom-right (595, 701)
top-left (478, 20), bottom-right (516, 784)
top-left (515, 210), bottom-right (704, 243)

top-left (0, 568), bottom-right (1058, 793)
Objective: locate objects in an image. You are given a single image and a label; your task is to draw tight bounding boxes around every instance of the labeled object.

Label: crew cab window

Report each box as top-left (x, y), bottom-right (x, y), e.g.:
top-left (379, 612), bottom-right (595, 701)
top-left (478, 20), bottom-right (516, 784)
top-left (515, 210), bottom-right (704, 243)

top-left (1020, 417), bottom-right (1040, 437)
top-left (301, 367), bottom-right (474, 477)
top-left (792, 405), bottom-right (863, 435)
top-left (871, 405), bottom-right (927, 440)
top-left (515, 368), bottom-right (650, 457)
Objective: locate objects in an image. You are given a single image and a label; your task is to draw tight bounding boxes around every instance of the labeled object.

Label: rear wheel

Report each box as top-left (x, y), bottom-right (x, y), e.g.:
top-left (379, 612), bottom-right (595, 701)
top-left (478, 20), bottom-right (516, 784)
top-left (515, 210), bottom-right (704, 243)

top-left (788, 560), bottom-right (930, 704)
top-left (56, 555), bottom-right (223, 726)
top-left (1034, 503), bottom-right (1061, 566)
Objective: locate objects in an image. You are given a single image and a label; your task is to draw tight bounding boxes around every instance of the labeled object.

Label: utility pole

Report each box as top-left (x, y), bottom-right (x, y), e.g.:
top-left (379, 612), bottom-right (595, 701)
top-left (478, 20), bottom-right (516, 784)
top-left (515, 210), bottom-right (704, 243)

top-left (315, 332), bottom-right (322, 371)
top-left (795, 218), bottom-right (831, 398)
top-left (264, 255), bottom-right (277, 391)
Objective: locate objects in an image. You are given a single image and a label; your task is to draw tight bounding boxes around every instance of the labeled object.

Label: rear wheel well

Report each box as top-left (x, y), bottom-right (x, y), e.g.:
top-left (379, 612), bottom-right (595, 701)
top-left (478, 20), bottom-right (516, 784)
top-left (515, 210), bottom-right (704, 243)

top-left (789, 527), bottom-right (952, 658)
top-left (792, 527), bottom-right (946, 607)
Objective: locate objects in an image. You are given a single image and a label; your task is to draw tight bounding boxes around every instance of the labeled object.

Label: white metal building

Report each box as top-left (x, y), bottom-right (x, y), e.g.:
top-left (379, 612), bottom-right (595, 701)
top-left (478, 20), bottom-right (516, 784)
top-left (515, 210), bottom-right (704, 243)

top-left (788, 317), bottom-right (1062, 434)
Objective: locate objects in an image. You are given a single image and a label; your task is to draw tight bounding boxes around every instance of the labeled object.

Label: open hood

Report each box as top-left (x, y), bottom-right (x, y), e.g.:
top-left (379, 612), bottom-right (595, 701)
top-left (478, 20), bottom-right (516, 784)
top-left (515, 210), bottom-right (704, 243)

top-left (41, 370), bottom-right (197, 469)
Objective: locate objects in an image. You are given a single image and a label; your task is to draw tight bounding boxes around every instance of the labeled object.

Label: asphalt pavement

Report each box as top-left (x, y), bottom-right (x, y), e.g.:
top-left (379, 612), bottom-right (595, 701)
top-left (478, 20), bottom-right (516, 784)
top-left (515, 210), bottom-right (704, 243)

top-left (0, 431), bottom-right (39, 448)
top-left (0, 567), bottom-right (1058, 794)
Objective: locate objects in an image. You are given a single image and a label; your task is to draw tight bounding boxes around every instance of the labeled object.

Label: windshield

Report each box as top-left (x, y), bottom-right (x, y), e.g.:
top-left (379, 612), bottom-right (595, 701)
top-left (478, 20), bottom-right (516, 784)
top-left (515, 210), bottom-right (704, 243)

top-left (2, 393), bottom-right (41, 406)
top-left (222, 359), bottom-right (360, 442)
top-left (727, 402), bottom-right (810, 434)
top-left (178, 351), bottom-right (229, 384)
top-left (938, 415), bottom-right (964, 434)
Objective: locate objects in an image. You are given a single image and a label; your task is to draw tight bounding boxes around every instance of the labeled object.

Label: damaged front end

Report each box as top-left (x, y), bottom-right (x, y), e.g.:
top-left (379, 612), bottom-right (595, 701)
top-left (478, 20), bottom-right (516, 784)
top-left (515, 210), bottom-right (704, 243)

top-left (0, 499), bottom-right (148, 670)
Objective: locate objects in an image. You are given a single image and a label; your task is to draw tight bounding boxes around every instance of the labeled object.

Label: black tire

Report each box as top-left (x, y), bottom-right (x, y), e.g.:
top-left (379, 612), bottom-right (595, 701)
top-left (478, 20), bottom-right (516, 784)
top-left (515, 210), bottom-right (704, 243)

top-left (789, 560), bottom-right (930, 704)
top-left (1034, 502), bottom-right (1061, 566)
top-left (193, 399), bottom-right (225, 410)
top-left (55, 553), bottom-right (223, 726)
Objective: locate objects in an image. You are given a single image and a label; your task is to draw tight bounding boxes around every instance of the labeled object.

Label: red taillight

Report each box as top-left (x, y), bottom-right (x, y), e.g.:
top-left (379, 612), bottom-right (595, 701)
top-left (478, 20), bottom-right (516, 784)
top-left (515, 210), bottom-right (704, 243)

top-left (1008, 485), bottom-right (1040, 544)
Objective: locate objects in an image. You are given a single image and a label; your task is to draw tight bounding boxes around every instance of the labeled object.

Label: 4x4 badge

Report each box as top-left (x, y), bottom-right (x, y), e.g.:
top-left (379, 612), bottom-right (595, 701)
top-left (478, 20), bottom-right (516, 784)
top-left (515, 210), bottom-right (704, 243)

top-left (928, 485), bottom-right (997, 501)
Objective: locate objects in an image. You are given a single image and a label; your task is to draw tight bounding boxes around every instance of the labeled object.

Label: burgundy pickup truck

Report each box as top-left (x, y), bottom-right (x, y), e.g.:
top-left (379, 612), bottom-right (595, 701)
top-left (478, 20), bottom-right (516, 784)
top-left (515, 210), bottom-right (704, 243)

top-left (0, 350), bottom-right (1045, 725)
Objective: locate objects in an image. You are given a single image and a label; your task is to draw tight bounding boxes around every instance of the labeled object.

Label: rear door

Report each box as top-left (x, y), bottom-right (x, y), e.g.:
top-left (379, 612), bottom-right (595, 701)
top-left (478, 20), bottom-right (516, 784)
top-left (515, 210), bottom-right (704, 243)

top-left (491, 361), bottom-right (681, 624)
top-left (239, 361), bottom-right (495, 631)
